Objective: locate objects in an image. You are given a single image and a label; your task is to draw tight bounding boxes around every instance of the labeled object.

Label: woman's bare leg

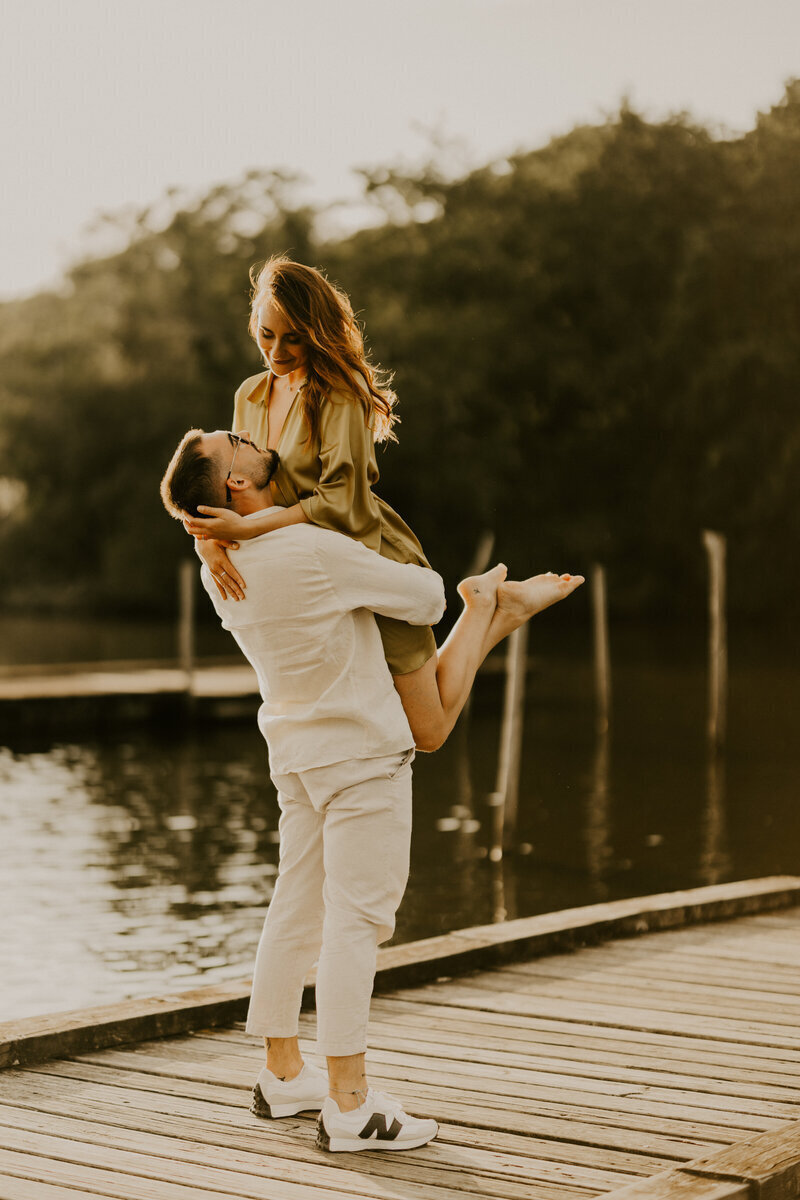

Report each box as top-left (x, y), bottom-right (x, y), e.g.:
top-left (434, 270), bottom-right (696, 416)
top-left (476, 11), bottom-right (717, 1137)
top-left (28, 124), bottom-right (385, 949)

top-left (394, 570), bottom-right (584, 752)
top-left (393, 564), bottom-right (506, 753)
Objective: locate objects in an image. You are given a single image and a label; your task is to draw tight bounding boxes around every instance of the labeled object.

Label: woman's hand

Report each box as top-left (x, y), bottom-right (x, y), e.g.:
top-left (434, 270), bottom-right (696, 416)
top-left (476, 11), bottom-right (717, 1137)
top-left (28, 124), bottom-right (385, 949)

top-left (183, 507), bottom-right (256, 542)
top-left (193, 539), bottom-right (246, 601)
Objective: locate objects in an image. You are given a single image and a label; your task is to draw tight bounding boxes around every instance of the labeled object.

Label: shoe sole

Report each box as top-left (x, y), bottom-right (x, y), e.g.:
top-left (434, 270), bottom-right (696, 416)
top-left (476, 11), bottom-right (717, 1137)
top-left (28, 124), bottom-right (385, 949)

top-left (251, 1082), bottom-right (326, 1120)
top-left (316, 1122), bottom-right (438, 1152)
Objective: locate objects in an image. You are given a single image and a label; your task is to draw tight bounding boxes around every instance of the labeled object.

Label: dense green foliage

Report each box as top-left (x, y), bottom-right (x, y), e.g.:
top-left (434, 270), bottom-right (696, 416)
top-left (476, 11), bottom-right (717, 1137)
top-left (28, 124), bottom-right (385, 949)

top-left (1, 86), bottom-right (799, 619)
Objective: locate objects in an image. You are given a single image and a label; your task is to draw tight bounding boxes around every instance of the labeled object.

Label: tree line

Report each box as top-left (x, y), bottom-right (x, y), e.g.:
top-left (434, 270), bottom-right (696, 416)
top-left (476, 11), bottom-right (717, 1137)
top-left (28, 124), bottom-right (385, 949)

top-left (1, 82), bottom-right (798, 621)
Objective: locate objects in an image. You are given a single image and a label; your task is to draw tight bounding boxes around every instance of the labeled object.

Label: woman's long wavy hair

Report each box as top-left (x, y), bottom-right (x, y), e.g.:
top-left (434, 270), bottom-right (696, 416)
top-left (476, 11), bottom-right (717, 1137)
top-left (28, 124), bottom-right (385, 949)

top-left (248, 257), bottom-right (398, 445)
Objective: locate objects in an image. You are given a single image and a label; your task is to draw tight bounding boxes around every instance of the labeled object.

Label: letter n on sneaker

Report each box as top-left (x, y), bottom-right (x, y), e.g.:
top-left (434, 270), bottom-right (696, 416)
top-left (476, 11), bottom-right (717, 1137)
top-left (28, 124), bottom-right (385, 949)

top-left (359, 1113), bottom-right (402, 1141)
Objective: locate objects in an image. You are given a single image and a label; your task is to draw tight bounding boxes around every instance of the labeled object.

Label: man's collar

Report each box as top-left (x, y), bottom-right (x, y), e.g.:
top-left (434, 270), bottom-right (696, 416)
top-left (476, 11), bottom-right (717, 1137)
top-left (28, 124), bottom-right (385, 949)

top-left (243, 506), bottom-right (282, 520)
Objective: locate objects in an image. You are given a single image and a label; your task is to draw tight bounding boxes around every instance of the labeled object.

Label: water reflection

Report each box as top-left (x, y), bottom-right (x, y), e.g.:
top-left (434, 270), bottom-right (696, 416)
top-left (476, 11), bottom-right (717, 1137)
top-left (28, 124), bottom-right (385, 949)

top-left (584, 723), bottom-right (613, 896)
top-left (0, 728), bottom-right (282, 1020)
top-left (699, 746), bottom-right (731, 886)
top-left (2, 625), bottom-right (800, 1021)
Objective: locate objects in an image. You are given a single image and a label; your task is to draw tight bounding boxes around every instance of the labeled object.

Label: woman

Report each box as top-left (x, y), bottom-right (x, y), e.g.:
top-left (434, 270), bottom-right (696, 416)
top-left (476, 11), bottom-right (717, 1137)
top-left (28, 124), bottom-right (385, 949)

top-left (186, 257), bottom-right (581, 750)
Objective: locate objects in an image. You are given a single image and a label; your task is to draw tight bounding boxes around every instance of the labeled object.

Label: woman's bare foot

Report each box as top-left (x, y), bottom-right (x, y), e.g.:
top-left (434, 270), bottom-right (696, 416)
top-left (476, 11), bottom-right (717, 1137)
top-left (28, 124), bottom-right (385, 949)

top-left (457, 562), bottom-right (508, 609)
top-left (496, 572), bottom-right (584, 621)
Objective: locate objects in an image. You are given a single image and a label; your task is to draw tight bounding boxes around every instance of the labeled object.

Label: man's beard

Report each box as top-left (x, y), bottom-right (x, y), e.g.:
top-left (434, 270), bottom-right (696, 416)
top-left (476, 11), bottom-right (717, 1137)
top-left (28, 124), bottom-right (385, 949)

top-left (252, 451), bottom-right (278, 493)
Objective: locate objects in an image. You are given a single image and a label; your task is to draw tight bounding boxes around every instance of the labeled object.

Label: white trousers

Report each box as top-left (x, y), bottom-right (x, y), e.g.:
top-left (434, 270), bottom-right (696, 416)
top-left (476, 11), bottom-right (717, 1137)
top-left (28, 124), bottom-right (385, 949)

top-left (245, 748), bottom-right (414, 1056)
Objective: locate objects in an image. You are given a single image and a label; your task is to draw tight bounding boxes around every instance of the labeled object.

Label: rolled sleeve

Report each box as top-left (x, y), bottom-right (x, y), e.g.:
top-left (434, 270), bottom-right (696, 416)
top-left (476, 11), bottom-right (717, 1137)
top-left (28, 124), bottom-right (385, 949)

top-left (319, 535), bottom-right (446, 627)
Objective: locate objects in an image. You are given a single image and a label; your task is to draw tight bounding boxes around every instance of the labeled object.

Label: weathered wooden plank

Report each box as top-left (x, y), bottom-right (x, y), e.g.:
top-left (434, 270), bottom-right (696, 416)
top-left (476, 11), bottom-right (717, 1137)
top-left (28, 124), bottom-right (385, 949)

top-left (603, 1118), bottom-right (800, 1199)
top-left (4, 894), bottom-right (800, 1200)
top-left (0, 1176), bottom-right (120, 1200)
top-left (177, 1030), bottom-right (800, 1109)
top-left (0, 1123), bottom-right (502, 1200)
top-left (601, 1170), bottom-right (750, 1199)
top-left (589, 941), bottom-right (800, 974)
top-left (3, 878), bottom-right (799, 1070)
top-left (18, 1108), bottom-right (633, 1197)
top-left (617, 932), bottom-right (800, 967)
top-left (330, 1014), bottom-right (800, 1079)
top-left (0, 1067), bottom-right (668, 1179)
top-left (499, 960), bottom-right (800, 1009)
top-left (736, 912), bottom-right (800, 928)
top-left (0, 981), bottom-right (252, 1073)
top-left (374, 1021), bottom-right (800, 1084)
top-left (26, 1058), bottom-right (725, 1157)
top-left (511, 949), bottom-right (800, 997)
top-left (457, 969), bottom-right (800, 1027)
top-left (0, 1146), bottom-right (252, 1200)
top-left (0, 1098), bottom-right (629, 1198)
top-left (0, 1104), bottom-right (564, 1200)
top-left (193, 1026), bottom-right (800, 1100)
top-left (360, 1045), bottom-right (800, 1107)
top-left (72, 1060), bottom-right (772, 1150)
top-left (387, 975), bottom-right (800, 1042)
top-left (67, 1041), bottom-right (794, 1129)
top-left (364, 997), bottom-right (800, 1064)
top-left (688, 1118), bottom-right (800, 1199)
top-left (383, 982), bottom-right (800, 1051)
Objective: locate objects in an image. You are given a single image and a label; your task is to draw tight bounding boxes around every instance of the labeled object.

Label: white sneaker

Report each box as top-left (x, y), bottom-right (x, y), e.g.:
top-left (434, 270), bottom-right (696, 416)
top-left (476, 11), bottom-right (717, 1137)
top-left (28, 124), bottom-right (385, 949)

top-left (251, 1062), bottom-right (329, 1119)
top-left (316, 1088), bottom-right (438, 1152)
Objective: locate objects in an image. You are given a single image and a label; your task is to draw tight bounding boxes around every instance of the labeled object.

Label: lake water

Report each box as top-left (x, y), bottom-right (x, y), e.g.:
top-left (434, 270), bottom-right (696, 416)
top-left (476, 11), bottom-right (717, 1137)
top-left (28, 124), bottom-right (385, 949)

top-left (1, 619), bottom-right (799, 1022)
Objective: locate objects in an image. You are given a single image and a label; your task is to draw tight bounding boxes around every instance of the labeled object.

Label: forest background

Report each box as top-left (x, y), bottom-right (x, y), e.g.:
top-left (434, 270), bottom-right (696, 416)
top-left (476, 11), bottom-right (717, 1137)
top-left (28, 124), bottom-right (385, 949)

top-left (1, 83), bottom-right (798, 625)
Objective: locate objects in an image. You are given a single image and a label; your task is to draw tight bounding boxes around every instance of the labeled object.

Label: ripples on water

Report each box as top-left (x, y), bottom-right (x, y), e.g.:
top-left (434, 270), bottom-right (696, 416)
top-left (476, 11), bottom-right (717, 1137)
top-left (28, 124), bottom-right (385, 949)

top-left (0, 735), bottom-right (282, 1019)
top-left (2, 624), bottom-right (799, 1021)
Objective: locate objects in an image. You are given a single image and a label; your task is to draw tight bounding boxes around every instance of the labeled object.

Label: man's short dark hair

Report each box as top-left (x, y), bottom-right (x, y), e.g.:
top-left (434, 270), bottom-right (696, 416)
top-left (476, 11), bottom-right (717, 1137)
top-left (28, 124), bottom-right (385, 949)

top-left (160, 428), bottom-right (224, 520)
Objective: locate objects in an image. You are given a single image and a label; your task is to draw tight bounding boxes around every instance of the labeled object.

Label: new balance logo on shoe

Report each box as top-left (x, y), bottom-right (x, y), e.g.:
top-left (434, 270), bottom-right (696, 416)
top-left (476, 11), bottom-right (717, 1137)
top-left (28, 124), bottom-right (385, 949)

top-left (317, 1089), bottom-right (438, 1152)
top-left (359, 1113), bottom-right (402, 1140)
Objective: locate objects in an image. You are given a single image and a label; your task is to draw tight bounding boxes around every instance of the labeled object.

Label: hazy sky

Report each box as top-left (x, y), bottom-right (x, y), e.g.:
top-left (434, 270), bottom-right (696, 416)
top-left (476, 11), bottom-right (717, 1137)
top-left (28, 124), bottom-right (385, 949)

top-left (2, 0), bottom-right (798, 298)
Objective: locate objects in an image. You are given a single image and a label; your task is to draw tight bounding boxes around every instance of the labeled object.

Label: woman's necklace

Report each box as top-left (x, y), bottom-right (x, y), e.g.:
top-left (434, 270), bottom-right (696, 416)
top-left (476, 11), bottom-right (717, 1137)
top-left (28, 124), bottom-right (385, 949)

top-left (271, 370), bottom-right (307, 404)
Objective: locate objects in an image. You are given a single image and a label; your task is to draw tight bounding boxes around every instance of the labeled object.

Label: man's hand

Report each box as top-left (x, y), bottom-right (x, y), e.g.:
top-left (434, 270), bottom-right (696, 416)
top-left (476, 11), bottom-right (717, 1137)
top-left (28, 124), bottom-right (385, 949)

top-left (194, 539), bottom-right (246, 601)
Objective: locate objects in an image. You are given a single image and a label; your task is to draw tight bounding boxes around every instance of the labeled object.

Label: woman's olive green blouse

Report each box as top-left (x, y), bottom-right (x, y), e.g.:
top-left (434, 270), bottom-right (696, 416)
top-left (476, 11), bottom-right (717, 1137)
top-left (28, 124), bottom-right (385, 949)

top-left (232, 369), bottom-right (437, 675)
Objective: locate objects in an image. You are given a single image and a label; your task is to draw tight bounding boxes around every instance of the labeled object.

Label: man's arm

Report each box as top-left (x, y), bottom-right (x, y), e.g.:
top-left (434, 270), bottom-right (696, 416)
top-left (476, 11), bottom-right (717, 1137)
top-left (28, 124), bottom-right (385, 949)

top-left (317, 533), bottom-right (446, 627)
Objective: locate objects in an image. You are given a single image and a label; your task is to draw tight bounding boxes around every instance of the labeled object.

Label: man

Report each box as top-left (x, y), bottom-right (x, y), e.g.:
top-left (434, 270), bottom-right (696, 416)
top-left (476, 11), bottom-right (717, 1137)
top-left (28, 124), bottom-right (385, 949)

top-left (160, 427), bottom-right (582, 1153)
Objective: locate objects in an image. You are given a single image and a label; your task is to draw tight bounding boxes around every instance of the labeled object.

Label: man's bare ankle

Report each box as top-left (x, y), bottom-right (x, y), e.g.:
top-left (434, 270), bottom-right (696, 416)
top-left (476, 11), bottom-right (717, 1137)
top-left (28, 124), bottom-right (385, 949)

top-left (330, 1088), bottom-right (367, 1113)
top-left (266, 1059), bottom-right (303, 1081)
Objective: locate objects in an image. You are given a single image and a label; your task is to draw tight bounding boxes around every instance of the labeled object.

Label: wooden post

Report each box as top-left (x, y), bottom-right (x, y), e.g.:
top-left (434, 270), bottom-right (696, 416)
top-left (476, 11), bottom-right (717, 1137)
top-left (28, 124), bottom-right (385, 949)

top-left (488, 621), bottom-right (530, 857)
top-left (178, 559), bottom-right (195, 691)
top-left (455, 531), bottom-right (496, 830)
top-left (702, 531), bottom-right (727, 748)
top-left (591, 563), bottom-right (611, 733)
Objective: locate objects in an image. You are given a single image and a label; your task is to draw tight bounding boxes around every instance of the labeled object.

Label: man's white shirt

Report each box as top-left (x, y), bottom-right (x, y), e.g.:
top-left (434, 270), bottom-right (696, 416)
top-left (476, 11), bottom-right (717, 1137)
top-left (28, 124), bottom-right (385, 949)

top-left (198, 513), bottom-right (446, 774)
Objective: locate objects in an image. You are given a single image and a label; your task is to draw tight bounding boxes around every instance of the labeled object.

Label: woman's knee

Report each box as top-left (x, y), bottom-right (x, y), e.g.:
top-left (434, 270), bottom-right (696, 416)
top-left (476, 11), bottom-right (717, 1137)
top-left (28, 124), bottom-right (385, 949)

top-left (411, 721), bottom-right (447, 753)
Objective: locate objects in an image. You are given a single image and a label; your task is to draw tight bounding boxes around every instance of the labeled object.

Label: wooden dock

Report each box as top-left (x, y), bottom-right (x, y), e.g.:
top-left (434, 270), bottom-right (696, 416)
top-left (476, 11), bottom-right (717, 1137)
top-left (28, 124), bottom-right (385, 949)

top-left (0, 653), bottom-right (514, 734)
top-left (0, 660), bottom-right (262, 733)
top-left (2, 879), bottom-right (800, 1199)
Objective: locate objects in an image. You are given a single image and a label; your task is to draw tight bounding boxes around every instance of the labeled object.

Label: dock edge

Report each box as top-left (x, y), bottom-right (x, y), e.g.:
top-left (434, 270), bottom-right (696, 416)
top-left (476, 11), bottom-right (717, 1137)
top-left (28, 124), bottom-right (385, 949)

top-left (2, 874), bottom-right (799, 1071)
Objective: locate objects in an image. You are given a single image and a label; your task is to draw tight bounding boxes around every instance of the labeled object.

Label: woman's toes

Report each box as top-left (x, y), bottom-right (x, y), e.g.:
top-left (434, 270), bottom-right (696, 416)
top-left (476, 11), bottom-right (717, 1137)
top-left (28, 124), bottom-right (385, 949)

top-left (498, 573), bottom-right (584, 618)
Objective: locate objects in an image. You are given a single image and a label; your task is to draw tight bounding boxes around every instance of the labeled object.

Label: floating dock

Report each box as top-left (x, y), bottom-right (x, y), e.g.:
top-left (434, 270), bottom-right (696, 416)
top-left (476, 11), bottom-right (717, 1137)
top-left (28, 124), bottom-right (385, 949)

top-left (2, 878), bottom-right (800, 1199)
top-left (0, 660), bottom-right (261, 732)
top-left (0, 654), bottom-right (514, 734)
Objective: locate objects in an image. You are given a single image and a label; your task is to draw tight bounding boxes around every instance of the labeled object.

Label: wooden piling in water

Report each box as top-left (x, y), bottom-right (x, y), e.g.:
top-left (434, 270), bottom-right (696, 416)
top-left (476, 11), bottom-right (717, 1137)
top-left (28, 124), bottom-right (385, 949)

top-left (702, 530), bottom-right (727, 748)
top-left (178, 560), bottom-right (195, 691)
top-left (591, 562), bottom-right (611, 732)
top-left (488, 620), bottom-right (530, 858)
